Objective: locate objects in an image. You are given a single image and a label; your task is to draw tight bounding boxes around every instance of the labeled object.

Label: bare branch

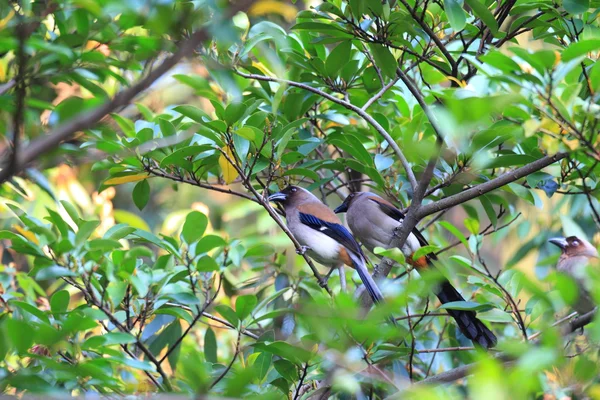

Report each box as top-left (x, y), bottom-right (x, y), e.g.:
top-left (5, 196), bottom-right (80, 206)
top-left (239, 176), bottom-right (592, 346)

top-left (417, 153), bottom-right (569, 219)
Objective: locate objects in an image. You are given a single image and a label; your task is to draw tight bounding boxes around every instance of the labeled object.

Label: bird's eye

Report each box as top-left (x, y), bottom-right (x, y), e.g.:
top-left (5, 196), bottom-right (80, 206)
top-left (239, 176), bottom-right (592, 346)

top-left (291, 187), bottom-right (297, 193)
top-left (572, 240), bottom-right (579, 246)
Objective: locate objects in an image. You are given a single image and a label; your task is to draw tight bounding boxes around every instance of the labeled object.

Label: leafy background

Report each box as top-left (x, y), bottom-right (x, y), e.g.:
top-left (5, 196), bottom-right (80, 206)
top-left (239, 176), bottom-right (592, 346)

top-left (0, 0), bottom-right (600, 398)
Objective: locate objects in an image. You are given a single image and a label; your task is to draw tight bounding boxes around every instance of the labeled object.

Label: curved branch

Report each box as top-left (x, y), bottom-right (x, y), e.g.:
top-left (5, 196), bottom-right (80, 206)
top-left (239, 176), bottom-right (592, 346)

top-left (235, 70), bottom-right (418, 190)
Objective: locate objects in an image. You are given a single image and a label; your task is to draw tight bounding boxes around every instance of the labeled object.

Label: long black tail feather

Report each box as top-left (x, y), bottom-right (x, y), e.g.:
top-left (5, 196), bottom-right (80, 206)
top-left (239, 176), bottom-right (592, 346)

top-left (435, 280), bottom-right (497, 349)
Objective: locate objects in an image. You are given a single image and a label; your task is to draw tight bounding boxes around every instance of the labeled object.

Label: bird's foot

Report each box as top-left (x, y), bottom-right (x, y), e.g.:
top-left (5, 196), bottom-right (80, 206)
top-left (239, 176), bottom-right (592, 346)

top-left (296, 245), bottom-right (311, 255)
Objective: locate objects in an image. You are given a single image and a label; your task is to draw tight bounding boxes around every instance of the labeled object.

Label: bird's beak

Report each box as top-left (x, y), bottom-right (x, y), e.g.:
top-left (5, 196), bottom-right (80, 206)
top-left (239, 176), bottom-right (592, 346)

top-left (334, 202), bottom-right (348, 214)
top-left (268, 192), bottom-right (287, 203)
top-left (549, 237), bottom-right (568, 250)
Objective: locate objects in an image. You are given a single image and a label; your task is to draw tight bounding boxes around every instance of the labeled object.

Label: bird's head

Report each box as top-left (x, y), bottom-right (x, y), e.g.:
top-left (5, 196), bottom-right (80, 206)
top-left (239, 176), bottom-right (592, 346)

top-left (268, 185), bottom-right (314, 206)
top-left (549, 236), bottom-right (599, 258)
top-left (334, 192), bottom-right (365, 214)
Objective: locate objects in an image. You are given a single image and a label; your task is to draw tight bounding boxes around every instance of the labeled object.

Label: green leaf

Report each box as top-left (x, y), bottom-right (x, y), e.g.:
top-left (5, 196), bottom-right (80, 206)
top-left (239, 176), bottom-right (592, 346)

top-left (158, 118), bottom-right (176, 136)
top-left (368, 44), bottom-right (398, 79)
top-left (36, 265), bottom-right (76, 280)
top-left (50, 290), bottom-right (70, 315)
top-left (439, 221), bottom-right (469, 249)
top-left (60, 201), bottom-right (81, 226)
top-left (274, 359), bottom-right (297, 381)
top-left (6, 318), bottom-right (34, 354)
top-left (102, 332), bottom-right (137, 346)
top-left (254, 352), bottom-right (272, 381)
top-left (75, 220), bottom-right (100, 247)
top-left (114, 210), bottom-right (151, 232)
top-left (254, 341), bottom-right (312, 365)
top-left (444, 0), bottom-right (466, 31)
top-left (479, 195), bottom-right (498, 228)
top-left (374, 247), bottom-right (405, 264)
top-left (225, 102), bottom-right (246, 126)
top-left (562, 39), bottom-right (600, 61)
top-left (104, 224), bottom-right (137, 240)
top-left (438, 301), bottom-right (494, 312)
top-left (325, 41), bottom-right (352, 77)
top-left (464, 218), bottom-right (480, 235)
top-left (215, 305), bottom-right (240, 328)
top-left (464, 0), bottom-right (498, 34)
top-left (236, 294), bottom-right (258, 320)
top-left (133, 179), bottom-right (150, 211)
top-left (159, 145), bottom-right (214, 168)
top-left (486, 154), bottom-right (537, 169)
top-left (412, 245), bottom-right (439, 261)
top-left (562, 0), bottom-right (589, 14)
top-left (196, 255), bottom-right (220, 272)
top-left (112, 356), bottom-right (156, 372)
top-left (197, 235), bottom-right (226, 253)
top-left (181, 211), bottom-right (208, 244)
top-left (204, 327), bottom-right (218, 363)
top-left (173, 105), bottom-right (209, 122)
top-left (111, 114), bottom-right (135, 137)
top-left (234, 127), bottom-right (256, 141)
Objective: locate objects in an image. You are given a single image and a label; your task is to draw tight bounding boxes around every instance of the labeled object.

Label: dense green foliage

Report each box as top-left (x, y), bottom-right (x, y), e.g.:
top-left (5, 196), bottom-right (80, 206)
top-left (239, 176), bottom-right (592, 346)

top-left (1, 0), bottom-right (600, 398)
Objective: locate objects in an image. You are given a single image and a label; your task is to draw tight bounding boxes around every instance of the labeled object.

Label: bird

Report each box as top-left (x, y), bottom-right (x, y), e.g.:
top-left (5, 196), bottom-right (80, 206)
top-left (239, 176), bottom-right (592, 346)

top-left (268, 185), bottom-right (385, 305)
top-left (549, 235), bottom-right (598, 315)
top-left (334, 192), bottom-right (498, 349)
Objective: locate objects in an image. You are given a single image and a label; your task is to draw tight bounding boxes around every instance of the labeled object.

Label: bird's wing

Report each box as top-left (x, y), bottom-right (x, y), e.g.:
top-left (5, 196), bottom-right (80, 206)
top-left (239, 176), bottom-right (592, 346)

top-left (298, 212), bottom-right (365, 258)
top-left (368, 197), bottom-right (432, 251)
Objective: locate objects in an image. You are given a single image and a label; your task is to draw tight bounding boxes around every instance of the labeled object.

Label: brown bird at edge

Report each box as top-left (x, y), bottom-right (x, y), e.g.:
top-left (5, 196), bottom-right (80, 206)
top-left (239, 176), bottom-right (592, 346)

top-left (549, 235), bottom-right (599, 315)
top-left (335, 192), bottom-right (498, 349)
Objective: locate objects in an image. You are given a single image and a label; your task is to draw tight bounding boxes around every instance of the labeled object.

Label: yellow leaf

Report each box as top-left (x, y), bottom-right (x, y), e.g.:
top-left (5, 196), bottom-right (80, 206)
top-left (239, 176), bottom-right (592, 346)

top-left (0, 10), bottom-right (14, 31)
top-left (251, 60), bottom-right (275, 76)
top-left (219, 147), bottom-right (239, 184)
top-left (540, 117), bottom-right (560, 134)
top-left (13, 225), bottom-right (39, 245)
top-left (446, 76), bottom-right (466, 87)
top-left (523, 118), bottom-right (541, 137)
top-left (104, 174), bottom-right (148, 186)
top-left (113, 210), bottom-right (151, 232)
top-left (249, 0), bottom-right (297, 22)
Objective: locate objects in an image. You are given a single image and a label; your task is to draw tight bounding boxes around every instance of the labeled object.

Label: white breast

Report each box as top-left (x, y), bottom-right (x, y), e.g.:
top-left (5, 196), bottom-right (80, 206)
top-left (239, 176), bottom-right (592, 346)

top-left (289, 222), bottom-right (340, 268)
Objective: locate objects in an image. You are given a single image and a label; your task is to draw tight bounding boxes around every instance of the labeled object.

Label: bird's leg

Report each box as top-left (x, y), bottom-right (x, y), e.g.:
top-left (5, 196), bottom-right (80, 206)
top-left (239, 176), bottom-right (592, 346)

top-left (338, 265), bottom-right (347, 293)
top-left (296, 245), bottom-right (311, 255)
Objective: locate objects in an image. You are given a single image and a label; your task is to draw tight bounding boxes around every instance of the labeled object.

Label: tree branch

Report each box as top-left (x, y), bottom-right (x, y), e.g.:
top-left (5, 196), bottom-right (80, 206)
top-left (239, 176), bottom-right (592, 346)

top-left (235, 70), bottom-right (418, 190)
top-left (418, 309), bottom-right (596, 385)
top-left (417, 153), bottom-right (569, 219)
top-left (0, 0), bottom-right (254, 185)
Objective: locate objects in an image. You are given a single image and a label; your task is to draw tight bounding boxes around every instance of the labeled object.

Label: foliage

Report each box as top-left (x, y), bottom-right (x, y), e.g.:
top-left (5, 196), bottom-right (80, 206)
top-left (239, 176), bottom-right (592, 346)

top-left (0, 0), bottom-right (600, 398)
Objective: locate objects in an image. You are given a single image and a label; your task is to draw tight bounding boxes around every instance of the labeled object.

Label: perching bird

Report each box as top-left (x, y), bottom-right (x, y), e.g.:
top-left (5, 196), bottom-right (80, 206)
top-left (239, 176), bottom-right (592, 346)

top-left (549, 235), bottom-right (598, 315)
top-left (334, 192), bottom-right (498, 349)
top-left (268, 185), bottom-right (385, 305)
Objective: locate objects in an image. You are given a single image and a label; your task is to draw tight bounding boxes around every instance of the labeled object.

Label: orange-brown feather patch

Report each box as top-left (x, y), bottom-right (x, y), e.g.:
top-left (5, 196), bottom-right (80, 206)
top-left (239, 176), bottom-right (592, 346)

top-left (297, 202), bottom-right (340, 224)
top-left (367, 195), bottom-right (396, 208)
top-left (338, 247), bottom-right (354, 267)
top-left (407, 254), bottom-right (429, 269)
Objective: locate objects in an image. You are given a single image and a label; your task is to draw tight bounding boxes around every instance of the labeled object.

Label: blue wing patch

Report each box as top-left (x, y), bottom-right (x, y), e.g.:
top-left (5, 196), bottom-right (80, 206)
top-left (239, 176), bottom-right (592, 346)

top-left (298, 212), bottom-right (364, 258)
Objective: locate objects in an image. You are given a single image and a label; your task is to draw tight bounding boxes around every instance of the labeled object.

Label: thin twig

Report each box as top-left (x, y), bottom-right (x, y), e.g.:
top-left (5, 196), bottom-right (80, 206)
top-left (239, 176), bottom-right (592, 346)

top-left (209, 328), bottom-right (242, 389)
top-left (0, 0), bottom-right (255, 184)
top-left (235, 70), bottom-right (418, 190)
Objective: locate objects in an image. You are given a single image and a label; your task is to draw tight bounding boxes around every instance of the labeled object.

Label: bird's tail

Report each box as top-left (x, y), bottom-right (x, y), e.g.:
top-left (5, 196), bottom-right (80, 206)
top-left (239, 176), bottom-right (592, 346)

top-left (435, 280), bottom-right (497, 349)
top-left (348, 252), bottom-right (385, 304)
